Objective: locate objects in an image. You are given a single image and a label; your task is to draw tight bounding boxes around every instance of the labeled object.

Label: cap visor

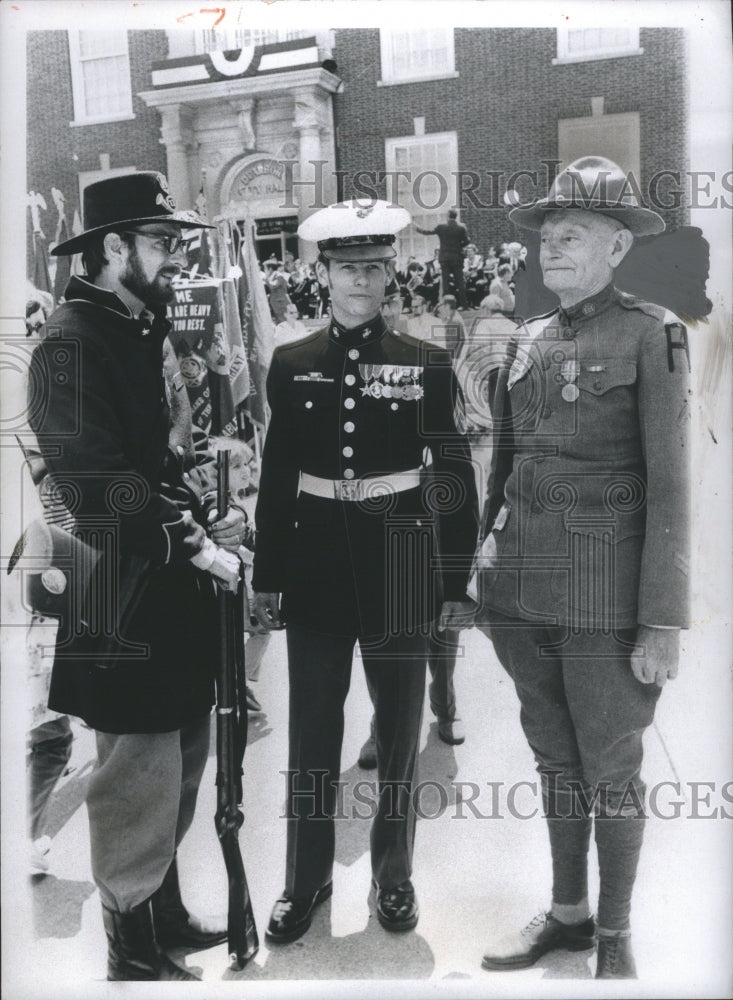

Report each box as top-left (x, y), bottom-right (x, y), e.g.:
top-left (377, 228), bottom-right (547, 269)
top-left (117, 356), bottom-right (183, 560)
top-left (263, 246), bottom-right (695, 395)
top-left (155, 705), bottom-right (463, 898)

top-left (322, 244), bottom-right (396, 262)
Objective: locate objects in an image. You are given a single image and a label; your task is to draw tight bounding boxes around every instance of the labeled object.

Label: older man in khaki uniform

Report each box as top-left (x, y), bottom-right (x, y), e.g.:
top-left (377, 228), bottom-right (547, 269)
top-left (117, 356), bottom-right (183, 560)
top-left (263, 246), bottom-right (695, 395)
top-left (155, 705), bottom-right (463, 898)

top-left (477, 157), bottom-right (691, 979)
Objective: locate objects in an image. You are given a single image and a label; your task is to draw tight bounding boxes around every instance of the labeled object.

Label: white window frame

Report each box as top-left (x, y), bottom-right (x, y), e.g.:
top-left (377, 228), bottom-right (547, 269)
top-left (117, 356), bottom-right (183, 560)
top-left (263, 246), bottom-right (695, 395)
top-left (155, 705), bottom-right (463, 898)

top-left (193, 27), bottom-right (310, 54)
top-left (385, 131), bottom-right (458, 267)
top-left (553, 27), bottom-right (643, 65)
top-left (68, 30), bottom-right (134, 126)
top-left (379, 28), bottom-right (457, 86)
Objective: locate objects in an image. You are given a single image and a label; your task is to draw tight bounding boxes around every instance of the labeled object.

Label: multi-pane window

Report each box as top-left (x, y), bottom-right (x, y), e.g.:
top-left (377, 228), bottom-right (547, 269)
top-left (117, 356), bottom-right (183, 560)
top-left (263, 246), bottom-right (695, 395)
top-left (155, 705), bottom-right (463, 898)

top-left (380, 28), bottom-right (455, 84)
top-left (385, 132), bottom-right (458, 266)
top-left (69, 30), bottom-right (133, 123)
top-left (195, 28), bottom-right (310, 53)
top-left (555, 27), bottom-right (642, 62)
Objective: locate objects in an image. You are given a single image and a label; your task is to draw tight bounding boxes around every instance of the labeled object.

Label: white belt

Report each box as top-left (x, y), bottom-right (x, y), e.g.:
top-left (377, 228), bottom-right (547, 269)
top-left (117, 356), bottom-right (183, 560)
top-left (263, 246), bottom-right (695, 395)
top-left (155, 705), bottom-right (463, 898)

top-left (300, 469), bottom-right (422, 502)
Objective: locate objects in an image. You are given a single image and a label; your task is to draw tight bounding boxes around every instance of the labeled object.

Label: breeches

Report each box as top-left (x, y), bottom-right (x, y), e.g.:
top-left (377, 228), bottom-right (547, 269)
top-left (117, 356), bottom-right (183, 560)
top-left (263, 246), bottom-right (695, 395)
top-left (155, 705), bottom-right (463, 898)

top-left (487, 614), bottom-right (661, 810)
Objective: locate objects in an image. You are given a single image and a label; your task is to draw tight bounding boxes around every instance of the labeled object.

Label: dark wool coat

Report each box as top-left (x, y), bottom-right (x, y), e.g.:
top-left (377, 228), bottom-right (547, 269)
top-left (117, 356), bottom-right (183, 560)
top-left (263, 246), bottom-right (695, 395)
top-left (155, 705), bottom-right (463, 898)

top-left (28, 276), bottom-right (218, 733)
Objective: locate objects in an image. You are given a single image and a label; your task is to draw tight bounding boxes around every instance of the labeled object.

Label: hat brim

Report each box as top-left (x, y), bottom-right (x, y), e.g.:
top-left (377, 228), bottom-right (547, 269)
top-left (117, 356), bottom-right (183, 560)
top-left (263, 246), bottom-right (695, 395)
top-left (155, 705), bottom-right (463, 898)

top-left (321, 244), bottom-right (396, 262)
top-left (51, 212), bottom-right (215, 256)
top-left (508, 200), bottom-right (665, 237)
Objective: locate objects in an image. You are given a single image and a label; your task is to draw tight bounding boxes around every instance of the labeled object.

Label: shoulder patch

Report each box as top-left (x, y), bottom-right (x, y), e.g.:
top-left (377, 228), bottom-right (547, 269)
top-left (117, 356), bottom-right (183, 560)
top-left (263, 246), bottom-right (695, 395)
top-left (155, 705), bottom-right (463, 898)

top-left (665, 321), bottom-right (691, 373)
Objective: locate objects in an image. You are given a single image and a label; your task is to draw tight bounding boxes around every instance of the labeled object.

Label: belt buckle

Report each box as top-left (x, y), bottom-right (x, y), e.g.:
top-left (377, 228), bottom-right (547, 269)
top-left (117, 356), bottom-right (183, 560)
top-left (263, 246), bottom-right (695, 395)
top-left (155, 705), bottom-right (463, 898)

top-left (335, 479), bottom-right (360, 501)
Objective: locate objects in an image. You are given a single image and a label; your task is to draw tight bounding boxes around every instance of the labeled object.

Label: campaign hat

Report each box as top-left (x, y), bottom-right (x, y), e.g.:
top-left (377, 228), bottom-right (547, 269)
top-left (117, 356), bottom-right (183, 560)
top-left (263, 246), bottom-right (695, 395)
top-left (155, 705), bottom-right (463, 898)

top-left (508, 156), bottom-right (665, 237)
top-left (298, 199), bottom-right (411, 261)
top-left (52, 171), bottom-right (213, 256)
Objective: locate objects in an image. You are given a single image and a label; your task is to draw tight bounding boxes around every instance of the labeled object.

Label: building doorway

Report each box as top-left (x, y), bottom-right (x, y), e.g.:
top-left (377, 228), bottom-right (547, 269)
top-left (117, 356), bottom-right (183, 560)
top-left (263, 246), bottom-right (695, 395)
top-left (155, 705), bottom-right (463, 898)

top-left (253, 216), bottom-right (299, 263)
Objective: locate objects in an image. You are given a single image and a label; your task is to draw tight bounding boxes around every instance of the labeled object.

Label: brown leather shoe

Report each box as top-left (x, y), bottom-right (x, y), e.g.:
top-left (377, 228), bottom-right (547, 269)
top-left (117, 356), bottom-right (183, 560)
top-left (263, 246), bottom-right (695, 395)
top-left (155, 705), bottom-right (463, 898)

top-left (265, 882), bottom-right (333, 944)
top-left (595, 932), bottom-right (637, 979)
top-left (482, 911), bottom-right (595, 970)
top-left (374, 879), bottom-right (419, 932)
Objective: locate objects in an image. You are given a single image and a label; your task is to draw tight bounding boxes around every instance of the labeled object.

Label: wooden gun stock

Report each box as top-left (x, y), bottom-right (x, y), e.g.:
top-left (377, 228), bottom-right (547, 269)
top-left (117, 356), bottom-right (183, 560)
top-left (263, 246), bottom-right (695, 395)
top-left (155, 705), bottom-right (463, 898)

top-left (215, 449), bottom-right (259, 969)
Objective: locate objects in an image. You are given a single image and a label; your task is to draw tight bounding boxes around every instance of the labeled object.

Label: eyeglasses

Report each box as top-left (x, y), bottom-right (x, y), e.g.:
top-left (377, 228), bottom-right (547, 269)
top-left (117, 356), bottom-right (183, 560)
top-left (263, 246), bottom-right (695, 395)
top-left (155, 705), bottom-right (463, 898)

top-left (122, 230), bottom-right (193, 256)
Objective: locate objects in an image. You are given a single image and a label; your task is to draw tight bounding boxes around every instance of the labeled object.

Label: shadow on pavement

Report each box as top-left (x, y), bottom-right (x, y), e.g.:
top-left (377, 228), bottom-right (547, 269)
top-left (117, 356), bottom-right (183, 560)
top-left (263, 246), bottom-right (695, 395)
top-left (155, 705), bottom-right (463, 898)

top-left (334, 721), bottom-right (460, 871)
top-left (31, 874), bottom-right (96, 939)
top-left (219, 894), bottom-right (435, 981)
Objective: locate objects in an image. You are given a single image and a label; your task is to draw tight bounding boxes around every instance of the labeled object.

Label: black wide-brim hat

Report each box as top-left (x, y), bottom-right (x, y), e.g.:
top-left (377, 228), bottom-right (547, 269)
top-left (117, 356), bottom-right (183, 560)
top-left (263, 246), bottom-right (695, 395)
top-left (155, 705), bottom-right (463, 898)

top-left (52, 170), bottom-right (214, 256)
top-left (508, 156), bottom-right (665, 237)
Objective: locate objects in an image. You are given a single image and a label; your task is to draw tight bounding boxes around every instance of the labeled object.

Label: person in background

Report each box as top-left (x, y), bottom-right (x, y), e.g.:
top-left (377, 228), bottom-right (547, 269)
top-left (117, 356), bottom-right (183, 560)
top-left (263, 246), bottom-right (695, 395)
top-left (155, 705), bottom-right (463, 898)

top-left (415, 209), bottom-right (470, 309)
top-left (264, 258), bottom-right (292, 324)
top-left (406, 293), bottom-right (438, 342)
top-left (380, 278), bottom-right (408, 334)
top-left (422, 248), bottom-right (442, 309)
top-left (464, 243), bottom-right (486, 308)
top-left (489, 263), bottom-right (516, 315)
top-left (273, 302), bottom-right (310, 351)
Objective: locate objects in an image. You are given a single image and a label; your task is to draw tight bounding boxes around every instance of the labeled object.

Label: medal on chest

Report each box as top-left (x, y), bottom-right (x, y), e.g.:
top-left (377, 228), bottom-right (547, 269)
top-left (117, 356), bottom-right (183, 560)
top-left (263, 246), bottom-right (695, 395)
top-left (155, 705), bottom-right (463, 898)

top-left (560, 360), bottom-right (580, 402)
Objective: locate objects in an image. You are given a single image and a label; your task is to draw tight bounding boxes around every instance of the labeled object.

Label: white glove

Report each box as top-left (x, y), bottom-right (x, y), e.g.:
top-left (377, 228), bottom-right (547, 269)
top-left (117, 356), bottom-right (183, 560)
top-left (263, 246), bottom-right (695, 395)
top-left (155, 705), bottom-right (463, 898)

top-left (190, 538), bottom-right (240, 591)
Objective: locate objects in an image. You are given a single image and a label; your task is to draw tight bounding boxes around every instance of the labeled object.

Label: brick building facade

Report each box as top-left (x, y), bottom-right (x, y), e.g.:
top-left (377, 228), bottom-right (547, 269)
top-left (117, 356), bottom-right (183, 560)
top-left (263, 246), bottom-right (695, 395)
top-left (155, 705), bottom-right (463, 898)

top-left (26, 26), bottom-right (687, 275)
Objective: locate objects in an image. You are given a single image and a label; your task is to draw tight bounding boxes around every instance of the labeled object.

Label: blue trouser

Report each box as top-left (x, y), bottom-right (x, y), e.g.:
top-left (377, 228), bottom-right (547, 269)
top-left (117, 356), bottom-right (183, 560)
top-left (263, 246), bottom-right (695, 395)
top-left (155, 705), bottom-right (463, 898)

top-left (487, 613), bottom-right (661, 930)
top-left (285, 624), bottom-right (427, 897)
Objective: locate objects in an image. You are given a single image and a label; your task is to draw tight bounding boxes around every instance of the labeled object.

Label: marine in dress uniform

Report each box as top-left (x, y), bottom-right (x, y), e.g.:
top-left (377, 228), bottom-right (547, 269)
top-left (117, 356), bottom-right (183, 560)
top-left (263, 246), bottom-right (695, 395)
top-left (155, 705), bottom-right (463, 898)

top-left (476, 158), bottom-right (691, 979)
top-left (28, 173), bottom-right (245, 981)
top-left (252, 200), bottom-right (479, 942)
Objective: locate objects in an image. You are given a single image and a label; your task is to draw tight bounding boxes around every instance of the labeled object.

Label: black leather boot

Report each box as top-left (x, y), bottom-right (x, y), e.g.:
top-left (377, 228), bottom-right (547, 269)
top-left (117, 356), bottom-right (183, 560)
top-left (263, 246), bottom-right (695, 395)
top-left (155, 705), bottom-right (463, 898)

top-left (102, 899), bottom-right (200, 981)
top-left (152, 855), bottom-right (227, 950)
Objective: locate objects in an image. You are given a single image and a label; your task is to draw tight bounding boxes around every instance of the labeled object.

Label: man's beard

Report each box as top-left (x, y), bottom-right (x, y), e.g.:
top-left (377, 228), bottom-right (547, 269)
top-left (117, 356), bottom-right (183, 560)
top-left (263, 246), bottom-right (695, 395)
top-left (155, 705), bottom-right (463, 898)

top-left (120, 246), bottom-right (177, 307)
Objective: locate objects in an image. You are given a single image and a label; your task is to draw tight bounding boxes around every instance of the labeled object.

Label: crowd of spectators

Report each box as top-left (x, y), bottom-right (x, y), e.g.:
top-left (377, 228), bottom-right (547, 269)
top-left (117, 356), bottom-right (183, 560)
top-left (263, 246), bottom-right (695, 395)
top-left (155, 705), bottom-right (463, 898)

top-left (394, 239), bottom-right (527, 313)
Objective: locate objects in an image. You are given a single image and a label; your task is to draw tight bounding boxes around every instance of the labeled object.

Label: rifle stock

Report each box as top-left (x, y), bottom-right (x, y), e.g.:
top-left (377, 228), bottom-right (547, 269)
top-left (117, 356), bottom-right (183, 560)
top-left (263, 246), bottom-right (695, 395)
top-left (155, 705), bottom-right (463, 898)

top-left (215, 449), bottom-right (259, 968)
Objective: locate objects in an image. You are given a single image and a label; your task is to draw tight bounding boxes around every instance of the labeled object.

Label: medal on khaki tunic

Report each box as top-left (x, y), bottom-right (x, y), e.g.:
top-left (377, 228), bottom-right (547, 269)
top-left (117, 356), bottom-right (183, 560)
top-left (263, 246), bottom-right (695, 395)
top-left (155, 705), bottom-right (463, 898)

top-left (560, 359), bottom-right (580, 402)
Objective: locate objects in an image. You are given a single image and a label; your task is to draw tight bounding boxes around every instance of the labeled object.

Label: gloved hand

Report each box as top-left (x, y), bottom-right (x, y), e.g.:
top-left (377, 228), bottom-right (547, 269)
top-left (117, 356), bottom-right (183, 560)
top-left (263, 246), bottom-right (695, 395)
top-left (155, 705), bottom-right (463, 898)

top-left (190, 538), bottom-right (240, 591)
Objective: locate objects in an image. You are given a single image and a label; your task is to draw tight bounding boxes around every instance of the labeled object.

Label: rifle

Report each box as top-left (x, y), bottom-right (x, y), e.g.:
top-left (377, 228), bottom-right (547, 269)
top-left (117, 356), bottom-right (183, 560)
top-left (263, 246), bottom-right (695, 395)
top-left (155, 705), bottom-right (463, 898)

top-left (215, 449), bottom-right (259, 969)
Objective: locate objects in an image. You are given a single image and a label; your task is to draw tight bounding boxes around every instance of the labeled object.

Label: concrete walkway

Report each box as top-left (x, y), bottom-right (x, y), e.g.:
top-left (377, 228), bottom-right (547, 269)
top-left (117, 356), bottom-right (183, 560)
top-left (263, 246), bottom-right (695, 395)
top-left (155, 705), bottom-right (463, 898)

top-left (15, 607), bottom-right (732, 999)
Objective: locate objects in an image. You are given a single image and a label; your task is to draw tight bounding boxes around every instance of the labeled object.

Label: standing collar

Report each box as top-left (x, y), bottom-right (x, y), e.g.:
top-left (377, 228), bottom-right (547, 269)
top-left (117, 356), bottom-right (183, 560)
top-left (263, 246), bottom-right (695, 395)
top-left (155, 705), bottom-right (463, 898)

top-left (560, 283), bottom-right (616, 325)
top-left (329, 311), bottom-right (387, 347)
top-left (62, 275), bottom-right (170, 337)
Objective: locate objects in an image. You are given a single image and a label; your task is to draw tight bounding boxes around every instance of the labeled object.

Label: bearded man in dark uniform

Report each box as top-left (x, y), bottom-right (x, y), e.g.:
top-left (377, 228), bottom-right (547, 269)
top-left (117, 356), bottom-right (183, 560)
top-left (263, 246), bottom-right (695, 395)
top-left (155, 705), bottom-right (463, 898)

top-left (252, 200), bottom-right (479, 943)
top-left (476, 157), bottom-right (691, 980)
top-left (28, 172), bottom-right (246, 981)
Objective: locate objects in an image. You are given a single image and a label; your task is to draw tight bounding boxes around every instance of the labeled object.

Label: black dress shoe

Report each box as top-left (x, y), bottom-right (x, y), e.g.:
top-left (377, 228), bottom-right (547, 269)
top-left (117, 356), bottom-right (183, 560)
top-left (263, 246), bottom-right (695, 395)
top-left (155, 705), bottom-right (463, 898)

top-left (482, 911), bottom-right (595, 970)
top-left (595, 932), bottom-right (637, 978)
top-left (265, 882), bottom-right (332, 944)
top-left (374, 879), bottom-right (419, 932)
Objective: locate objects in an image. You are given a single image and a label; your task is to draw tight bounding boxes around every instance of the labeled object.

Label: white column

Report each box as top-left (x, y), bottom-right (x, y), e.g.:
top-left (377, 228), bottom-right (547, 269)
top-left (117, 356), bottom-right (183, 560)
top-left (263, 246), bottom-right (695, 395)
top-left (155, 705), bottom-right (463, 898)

top-left (158, 104), bottom-right (196, 209)
top-left (293, 88), bottom-right (326, 259)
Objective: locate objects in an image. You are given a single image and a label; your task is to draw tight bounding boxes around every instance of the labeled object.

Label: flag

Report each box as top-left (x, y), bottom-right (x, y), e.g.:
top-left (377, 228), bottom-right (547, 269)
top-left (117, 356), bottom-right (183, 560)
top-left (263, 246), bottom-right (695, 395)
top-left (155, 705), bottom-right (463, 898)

top-left (237, 219), bottom-right (275, 426)
top-left (53, 215), bottom-right (72, 302)
top-left (32, 231), bottom-right (52, 297)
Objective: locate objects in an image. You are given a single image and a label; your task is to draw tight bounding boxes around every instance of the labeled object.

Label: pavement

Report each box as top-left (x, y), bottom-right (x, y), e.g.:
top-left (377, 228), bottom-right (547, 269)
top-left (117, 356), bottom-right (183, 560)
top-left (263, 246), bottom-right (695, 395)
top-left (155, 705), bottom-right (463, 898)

top-left (8, 424), bottom-right (733, 1000)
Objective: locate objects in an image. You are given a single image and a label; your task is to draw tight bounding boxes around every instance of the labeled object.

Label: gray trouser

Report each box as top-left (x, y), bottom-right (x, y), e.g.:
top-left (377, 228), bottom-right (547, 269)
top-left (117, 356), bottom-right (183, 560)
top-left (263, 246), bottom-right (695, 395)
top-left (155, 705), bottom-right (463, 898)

top-left (86, 713), bottom-right (210, 912)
